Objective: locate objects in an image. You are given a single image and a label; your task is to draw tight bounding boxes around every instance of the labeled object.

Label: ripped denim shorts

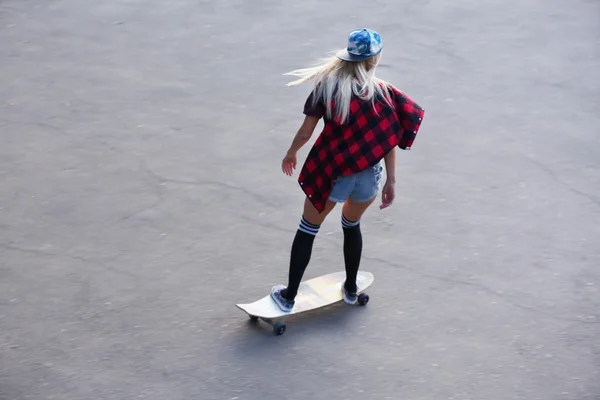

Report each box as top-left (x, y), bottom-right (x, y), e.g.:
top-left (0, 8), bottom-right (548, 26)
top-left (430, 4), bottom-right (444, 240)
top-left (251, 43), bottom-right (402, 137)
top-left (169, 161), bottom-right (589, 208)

top-left (328, 161), bottom-right (384, 203)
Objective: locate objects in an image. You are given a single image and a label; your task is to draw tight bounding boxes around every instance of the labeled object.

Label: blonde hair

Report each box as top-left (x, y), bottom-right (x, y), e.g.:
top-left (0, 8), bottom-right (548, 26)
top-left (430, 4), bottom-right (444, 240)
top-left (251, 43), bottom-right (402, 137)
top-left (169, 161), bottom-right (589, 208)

top-left (284, 51), bottom-right (393, 124)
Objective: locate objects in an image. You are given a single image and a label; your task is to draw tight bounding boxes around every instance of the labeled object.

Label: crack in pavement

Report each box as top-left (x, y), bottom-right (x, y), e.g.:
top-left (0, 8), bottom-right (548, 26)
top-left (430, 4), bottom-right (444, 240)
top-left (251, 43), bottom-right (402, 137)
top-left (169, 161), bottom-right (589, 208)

top-left (367, 255), bottom-right (599, 325)
top-left (0, 119), bottom-right (65, 134)
top-left (103, 162), bottom-right (168, 229)
top-left (0, 161), bottom-right (275, 282)
top-left (143, 161), bottom-right (278, 207)
top-left (237, 213), bottom-right (599, 325)
top-left (0, 242), bottom-right (143, 280)
top-left (34, 122), bottom-right (63, 133)
top-left (522, 153), bottom-right (600, 209)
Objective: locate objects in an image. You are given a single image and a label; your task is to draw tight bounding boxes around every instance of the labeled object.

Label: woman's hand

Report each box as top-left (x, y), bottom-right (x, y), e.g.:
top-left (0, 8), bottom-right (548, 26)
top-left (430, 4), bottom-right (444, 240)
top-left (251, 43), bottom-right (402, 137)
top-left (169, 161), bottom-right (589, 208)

top-left (282, 151), bottom-right (297, 176)
top-left (380, 180), bottom-right (395, 209)
top-left (282, 116), bottom-right (319, 176)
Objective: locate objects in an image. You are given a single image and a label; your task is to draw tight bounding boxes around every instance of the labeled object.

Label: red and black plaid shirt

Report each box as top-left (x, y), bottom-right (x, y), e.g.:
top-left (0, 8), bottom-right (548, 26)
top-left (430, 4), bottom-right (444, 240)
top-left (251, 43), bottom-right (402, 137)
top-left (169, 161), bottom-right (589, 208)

top-left (298, 84), bottom-right (425, 212)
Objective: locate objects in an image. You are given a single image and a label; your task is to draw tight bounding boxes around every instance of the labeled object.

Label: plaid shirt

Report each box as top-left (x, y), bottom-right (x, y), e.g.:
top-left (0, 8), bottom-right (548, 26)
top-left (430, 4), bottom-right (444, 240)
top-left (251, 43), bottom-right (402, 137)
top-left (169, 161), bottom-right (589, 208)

top-left (298, 85), bottom-right (425, 212)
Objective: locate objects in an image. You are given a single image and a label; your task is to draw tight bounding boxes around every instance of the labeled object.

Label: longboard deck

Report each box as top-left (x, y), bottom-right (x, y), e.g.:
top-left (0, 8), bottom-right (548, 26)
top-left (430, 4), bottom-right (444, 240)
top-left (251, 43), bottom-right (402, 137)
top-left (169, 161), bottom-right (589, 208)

top-left (236, 271), bottom-right (374, 320)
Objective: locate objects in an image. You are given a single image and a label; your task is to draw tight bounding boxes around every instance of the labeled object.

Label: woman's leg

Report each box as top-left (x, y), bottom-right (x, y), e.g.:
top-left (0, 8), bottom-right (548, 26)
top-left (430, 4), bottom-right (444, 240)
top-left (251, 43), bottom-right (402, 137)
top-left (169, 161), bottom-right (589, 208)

top-left (340, 196), bottom-right (376, 301)
top-left (275, 197), bottom-right (337, 307)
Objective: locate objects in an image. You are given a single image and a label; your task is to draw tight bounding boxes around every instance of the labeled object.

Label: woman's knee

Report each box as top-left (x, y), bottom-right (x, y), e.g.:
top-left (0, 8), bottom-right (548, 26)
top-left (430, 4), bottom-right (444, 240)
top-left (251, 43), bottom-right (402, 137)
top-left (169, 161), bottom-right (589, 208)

top-left (342, 197), bottom-right (376, 221)
top-left (302, 197), bottom-right (336, 226)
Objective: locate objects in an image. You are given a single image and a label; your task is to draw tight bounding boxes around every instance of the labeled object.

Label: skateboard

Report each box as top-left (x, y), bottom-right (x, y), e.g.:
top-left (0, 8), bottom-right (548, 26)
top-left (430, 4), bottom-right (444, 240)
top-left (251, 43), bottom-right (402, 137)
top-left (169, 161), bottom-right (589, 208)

top-left (236, 271), bottom-right (374, 335)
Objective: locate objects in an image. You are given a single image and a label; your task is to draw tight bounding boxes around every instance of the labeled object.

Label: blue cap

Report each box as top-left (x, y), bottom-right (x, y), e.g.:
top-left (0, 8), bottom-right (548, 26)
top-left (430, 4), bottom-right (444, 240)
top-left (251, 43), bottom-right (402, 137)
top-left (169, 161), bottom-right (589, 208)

top-left (336, 28), bottom-right (383, 62)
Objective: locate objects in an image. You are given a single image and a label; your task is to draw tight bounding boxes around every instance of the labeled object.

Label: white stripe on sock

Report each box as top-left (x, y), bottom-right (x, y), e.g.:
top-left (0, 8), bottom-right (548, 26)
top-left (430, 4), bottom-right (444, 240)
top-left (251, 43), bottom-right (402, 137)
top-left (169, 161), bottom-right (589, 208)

top-left (299, 218), bottom-right (319, 235)
top-left (341, 214), bottom-right (360, 228)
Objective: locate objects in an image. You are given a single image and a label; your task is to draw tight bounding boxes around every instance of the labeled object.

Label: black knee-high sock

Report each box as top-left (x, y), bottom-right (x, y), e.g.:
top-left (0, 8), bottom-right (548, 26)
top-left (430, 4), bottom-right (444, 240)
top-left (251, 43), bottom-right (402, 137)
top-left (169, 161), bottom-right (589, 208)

top-left (281, 216), bottom-right (319, 301)
top-left (342, 214), bottom-right (362, 293)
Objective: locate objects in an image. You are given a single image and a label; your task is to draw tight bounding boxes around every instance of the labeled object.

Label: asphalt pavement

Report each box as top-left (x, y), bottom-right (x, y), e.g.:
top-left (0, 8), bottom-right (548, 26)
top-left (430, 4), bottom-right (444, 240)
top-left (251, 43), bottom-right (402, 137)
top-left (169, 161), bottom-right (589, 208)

top-left (1, 0), bottom-right (599, 399)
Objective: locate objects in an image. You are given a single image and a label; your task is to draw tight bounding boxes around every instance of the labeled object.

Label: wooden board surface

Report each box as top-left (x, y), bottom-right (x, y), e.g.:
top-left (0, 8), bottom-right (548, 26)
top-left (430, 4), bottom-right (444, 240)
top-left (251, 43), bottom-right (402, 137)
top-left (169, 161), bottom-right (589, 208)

top-left (236, 271), bottom-right (374, 319)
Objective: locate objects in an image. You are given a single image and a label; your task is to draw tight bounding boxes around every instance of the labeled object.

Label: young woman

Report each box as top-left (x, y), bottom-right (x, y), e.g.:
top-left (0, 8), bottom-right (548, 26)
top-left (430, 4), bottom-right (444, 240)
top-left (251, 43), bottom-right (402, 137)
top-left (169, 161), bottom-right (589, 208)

top-left (271, 28), bottom-right (425, 312)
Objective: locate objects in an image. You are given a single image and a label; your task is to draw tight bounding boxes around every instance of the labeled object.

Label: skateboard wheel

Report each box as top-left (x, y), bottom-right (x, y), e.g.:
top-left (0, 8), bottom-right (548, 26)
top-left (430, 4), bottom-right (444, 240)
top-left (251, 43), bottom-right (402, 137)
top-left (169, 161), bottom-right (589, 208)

top-left (273, 322), bottom-right (286, 336)
top-left (249, 315), bottom-right (258, 322)
top-left (358, 293), bottom-right (369, 306)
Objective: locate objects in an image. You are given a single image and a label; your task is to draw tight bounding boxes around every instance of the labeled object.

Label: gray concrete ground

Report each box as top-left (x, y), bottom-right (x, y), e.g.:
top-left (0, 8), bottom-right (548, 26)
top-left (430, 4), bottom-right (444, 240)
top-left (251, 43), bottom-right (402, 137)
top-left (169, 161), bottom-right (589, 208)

top-left (1, 0), bottom-right (599, 399)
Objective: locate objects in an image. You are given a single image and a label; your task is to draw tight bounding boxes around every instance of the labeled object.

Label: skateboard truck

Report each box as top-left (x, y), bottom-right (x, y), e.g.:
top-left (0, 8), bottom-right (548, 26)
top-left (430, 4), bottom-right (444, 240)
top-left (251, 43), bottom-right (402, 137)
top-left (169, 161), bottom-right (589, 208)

top-left (249, 316), bottom-right (286, 336)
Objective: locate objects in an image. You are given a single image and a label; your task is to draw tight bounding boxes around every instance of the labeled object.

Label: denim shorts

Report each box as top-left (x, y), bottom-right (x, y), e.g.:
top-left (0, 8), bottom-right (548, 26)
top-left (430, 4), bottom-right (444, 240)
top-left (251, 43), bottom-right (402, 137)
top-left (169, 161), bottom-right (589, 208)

top-left (329, 162), bottom-right (384, 203)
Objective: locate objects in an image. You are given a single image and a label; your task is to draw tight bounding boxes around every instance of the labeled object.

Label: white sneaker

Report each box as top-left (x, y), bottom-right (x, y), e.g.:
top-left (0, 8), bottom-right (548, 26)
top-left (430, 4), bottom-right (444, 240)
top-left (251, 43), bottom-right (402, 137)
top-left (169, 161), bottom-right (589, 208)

top-left (341, 281), bottom-right (358, 305)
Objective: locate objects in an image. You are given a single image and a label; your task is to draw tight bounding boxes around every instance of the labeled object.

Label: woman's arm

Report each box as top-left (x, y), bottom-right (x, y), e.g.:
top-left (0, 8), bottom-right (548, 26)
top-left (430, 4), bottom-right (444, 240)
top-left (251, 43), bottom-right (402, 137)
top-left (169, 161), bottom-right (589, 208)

top-left (286, 115), bottom-right (320, 155)
top-left (383, 147), bottom-right (396, 184)
top-left (380, 147), bottom-right (396, 209)
top-left (282, 115), bottom-right (320, 176)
